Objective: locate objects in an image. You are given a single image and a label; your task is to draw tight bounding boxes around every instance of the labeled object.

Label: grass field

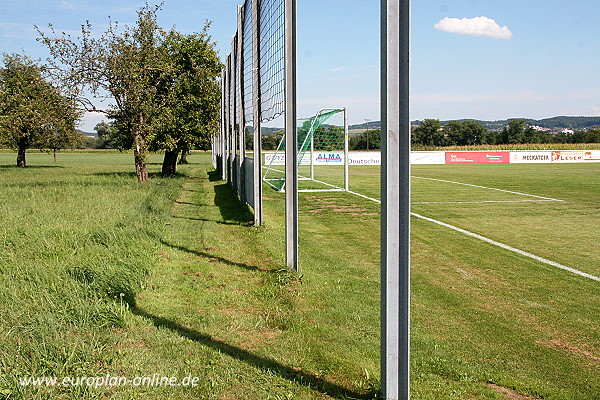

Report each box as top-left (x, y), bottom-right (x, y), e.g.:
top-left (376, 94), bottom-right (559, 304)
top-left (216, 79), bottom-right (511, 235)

top-left (0, 151), bottom-right (598, 399)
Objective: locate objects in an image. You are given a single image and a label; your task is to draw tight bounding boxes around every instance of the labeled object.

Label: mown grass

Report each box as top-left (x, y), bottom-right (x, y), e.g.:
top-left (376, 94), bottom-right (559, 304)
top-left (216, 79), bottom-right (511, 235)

top-left (0, 152), bottom-right (598, 399)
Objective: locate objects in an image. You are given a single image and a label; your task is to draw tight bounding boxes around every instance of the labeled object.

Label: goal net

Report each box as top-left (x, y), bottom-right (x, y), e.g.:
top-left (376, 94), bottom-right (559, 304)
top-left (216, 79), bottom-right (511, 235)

top-left (263, 108), bottom-right (348, 192)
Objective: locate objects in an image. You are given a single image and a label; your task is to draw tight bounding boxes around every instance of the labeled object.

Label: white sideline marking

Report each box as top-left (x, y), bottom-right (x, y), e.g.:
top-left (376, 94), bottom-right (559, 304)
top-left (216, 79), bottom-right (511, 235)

top-left (344, 190), bottom-right (599, 283)
top-left (413, 200), bottom-right (559, 205)
top-left (347, 190), bottom-right (381, 204)
top-left (412, 212), bottom-right (600, 283)
top-left (412, 176), bottom-right (564, 202)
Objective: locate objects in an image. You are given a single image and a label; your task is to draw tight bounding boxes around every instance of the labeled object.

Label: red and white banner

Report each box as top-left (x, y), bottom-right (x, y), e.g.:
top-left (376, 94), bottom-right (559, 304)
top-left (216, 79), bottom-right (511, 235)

top-left (583, 150), bottom-right (600, 162)
top-left (445, 152), bottom-right (510, 164)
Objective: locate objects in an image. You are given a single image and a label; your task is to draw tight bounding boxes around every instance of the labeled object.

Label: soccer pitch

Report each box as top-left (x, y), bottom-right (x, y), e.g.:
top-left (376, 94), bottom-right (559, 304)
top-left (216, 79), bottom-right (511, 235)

top-left (288, 162), bottom-right (599, 399)
top-left (341, 163), bottom-right (600, 278)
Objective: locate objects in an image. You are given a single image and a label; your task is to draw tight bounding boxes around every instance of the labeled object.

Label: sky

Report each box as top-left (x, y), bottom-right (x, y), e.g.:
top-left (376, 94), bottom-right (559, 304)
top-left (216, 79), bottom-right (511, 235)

top-left (2, 0), bottom-right (600, 131)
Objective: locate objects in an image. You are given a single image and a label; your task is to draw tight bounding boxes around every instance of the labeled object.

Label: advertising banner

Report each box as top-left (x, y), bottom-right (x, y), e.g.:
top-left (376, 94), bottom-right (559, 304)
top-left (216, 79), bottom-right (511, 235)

top-left (314, 152), bottom-right (345, 165)
top-left (264, 153), bottom-right (312, 166)
top-left (583, 150), bottom-right (600, 162)
top-left (348, 151), bottom-right (381, 165)
top-left (445, 152), bottom-right (510, 164)
top-left (411, 151), bottom-right (445, 164)
top-left (510, 151), bottom-right (552, 163)
top-left (551, 151), bottom-right (584, 163)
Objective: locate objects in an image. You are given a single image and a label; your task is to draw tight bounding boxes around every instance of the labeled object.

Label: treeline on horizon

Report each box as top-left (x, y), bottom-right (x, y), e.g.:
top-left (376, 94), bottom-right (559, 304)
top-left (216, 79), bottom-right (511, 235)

top-left (83, 116), bottom-right (600, 152)
top-left (411, 119), bottom-right (600, 147)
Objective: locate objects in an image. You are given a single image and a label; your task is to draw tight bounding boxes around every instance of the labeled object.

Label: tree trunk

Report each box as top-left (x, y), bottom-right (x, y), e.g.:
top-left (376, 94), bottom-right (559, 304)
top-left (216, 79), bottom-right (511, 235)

top-left (162, 149), bottom-right (179, 175)
top-left (53, 149), bottom-right (57, 163)
top-left (179, 145), bottom-right (189, 164)
top-left (17, 145), bottom-right (26, 167)
top-left (133, 133), bottom-right (149, 183)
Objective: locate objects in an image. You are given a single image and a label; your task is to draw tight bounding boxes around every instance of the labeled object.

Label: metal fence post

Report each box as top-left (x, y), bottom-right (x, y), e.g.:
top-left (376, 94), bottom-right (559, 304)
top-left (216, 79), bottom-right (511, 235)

top-left (381, 0), bottom-right (411, 399)
top-left (252, 0), bottom-right (263, 225)
top-left (285, 0), bottom-right (298, 272)
top-left (344, 107), bottom-right (349, 191)
top-left (237, 5), bottom-right (246, 202)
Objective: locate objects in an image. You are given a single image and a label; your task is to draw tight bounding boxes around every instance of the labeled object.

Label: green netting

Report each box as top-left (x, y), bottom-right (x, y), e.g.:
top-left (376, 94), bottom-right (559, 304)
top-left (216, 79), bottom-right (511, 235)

top-left (263, 109), bottom-right (345, 191)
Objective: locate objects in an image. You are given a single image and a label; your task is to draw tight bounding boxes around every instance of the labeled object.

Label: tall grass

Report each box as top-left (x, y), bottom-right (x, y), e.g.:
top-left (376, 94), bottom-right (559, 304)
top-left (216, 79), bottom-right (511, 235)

top-left (0, 152), bottom-right (184, 399)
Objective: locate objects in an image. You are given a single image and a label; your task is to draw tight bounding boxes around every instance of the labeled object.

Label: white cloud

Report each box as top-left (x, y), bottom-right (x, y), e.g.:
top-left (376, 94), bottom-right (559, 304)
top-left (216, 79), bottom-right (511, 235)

top-left (434, 16), bottom-right (512, 40)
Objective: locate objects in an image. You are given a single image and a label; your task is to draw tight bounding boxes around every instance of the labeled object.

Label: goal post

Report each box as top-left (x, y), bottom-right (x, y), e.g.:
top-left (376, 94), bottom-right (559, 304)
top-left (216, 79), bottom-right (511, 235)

top-left (263, 107), bottom-right (349, 193)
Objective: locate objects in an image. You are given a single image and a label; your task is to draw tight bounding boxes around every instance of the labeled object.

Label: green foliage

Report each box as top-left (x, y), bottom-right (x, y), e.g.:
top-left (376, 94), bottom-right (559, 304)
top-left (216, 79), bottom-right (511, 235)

top-left (152, 27), bottom-right (222, 149)
top-left (0, 53), bottom-right (80, 166)
top-left (350, 129), bottom-right (381, 150)
top-left (412, 119), bottom-right (443, 146)
top-left (37, 3), bottom-right (178, 182)
top-left (150, 25), bottom-right (222, 172)
top-left (412, 117), bottom-right (600, 148)
top-left (262, 131), bottom-right (283, 150)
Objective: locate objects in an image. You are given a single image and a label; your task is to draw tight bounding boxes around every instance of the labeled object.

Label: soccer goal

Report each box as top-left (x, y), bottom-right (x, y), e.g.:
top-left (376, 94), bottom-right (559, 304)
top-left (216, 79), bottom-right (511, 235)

top-left (263, 108), bottom-right (348, 192)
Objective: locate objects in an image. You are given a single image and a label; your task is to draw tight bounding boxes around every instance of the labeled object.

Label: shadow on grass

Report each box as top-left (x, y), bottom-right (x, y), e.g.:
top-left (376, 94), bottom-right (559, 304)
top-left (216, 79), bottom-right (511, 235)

top-left (0, 164), bottom-right (64, 169)
top-left (207, 170), bottom-right (254, 224)
top-left (159, 238), bottom-right (273, 273)
top-left (92, 171), bottom-right (187, 179)
top-left (131, 307), bottom-right (373, 399)
top-left (174, 200), bottom-right (210, 207)
top-left (170, 215), bottom-right (248, 226)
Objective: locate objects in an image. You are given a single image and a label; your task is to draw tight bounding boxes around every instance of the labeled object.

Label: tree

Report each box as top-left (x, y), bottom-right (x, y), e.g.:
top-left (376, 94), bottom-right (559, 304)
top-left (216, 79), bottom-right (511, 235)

top-left (93, 121), bottom-right (120, 149)
top-left (0, 54), bottom-right (80, 167)
top-left (585, 128), bottom-right (600, 143)
top-left (350, 129), bottom-right (381, 150)
top-left (37, 3), bottom-right (174, 183)
top-left (502, 119), bottom-right (527, 144)
top-left (412, 119), bottom-right (443, 146)
top-left (150, 27), bottom-right (222, 175)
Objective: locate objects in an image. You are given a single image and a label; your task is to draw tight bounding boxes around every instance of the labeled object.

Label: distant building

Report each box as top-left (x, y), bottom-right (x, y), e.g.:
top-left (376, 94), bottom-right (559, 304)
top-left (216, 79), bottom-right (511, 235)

top-left (530, 125), bottom-right (551, 132)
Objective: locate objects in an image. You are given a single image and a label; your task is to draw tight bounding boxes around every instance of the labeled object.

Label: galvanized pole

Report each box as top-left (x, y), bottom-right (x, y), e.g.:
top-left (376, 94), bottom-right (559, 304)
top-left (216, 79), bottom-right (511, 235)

top-left (252, 0), bottom-right (263, 225)
top-left (222, 67), bottom-right (227, 180)
top-left (344, 107), bottom-right (349, 191)
top-left (226, 55), bottom-right (232, 183)
top-left (237, 5), bottom-right (246, 202)
top-left (381, 0), bottom-right (411, 399)
top-left (231, 35), bottom-right (238, 189)
top-left (285, 0), bottom-right (298, 272)
top-left (220, 69), bottom-right (226, 179)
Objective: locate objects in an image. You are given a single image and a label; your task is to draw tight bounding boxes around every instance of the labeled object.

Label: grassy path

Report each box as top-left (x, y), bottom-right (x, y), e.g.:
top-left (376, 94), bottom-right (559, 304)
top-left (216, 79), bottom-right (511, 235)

top-left (113, 160), bottom-right (376, 400)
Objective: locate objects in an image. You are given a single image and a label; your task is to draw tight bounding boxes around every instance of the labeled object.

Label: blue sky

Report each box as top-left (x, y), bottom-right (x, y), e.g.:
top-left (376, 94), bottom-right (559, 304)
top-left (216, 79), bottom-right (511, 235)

top-left (2, 0), bottom-right (600, 131)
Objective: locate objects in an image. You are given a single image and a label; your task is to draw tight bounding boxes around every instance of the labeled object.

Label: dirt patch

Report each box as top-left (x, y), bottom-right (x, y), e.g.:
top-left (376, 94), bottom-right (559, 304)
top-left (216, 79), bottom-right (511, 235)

top-left (486, 383), bottom-right (541, 400)
top-left (537, 339), bottom-right (600, 363)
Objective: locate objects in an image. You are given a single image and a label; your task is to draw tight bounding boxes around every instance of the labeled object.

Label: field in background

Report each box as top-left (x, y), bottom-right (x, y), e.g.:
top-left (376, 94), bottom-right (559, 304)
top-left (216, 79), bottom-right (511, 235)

top-left (0, 152), bottom-right (598, 399)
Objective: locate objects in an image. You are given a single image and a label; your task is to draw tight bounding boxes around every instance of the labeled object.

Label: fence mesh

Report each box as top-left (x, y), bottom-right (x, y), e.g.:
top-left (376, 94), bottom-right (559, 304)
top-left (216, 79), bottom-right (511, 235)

top-left (259, 0), bottom-right (285, 123)
top-left (242, 0), bottom-right (254, 125)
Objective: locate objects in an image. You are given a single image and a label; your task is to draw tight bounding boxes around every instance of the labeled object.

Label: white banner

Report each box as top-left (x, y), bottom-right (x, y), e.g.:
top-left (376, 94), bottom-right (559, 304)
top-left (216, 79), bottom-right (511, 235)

top-left (348, 151), bottom-right (381, 165)
top-left (510, 151), bottom-right (552, 163)
top-left (411, 151), bottom-right (445, 164)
